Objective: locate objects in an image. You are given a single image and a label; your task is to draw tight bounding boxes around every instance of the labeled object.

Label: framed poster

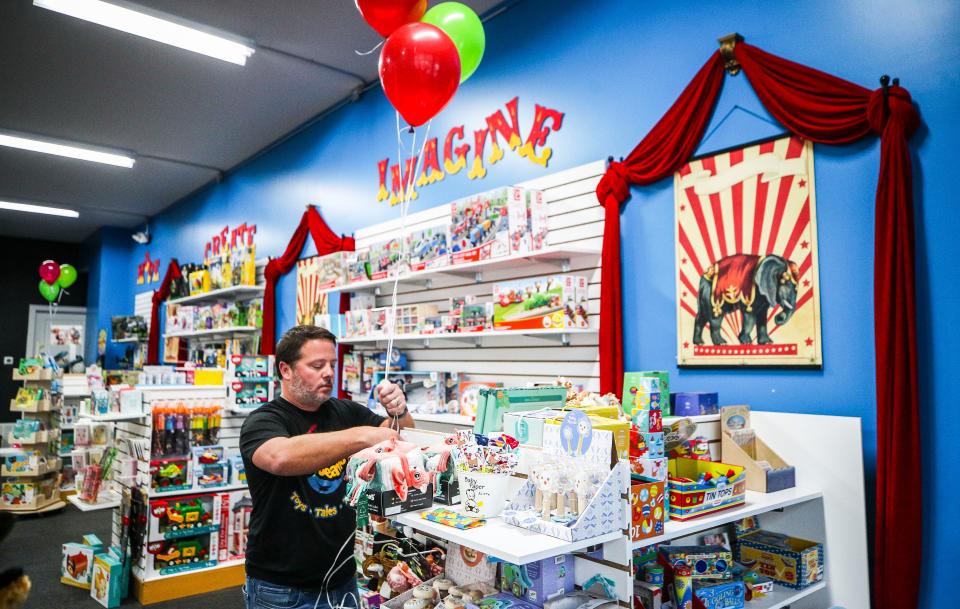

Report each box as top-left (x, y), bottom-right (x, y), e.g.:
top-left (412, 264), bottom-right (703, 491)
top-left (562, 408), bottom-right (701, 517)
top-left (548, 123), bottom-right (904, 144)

top-left (674, 135), bottom-right (822, 367)
top-left (296, 254), bottom-right (339, 325)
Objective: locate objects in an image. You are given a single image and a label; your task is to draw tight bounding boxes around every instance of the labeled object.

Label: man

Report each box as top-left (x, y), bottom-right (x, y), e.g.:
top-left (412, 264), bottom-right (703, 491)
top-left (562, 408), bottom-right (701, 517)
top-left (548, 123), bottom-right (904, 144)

top-left (240, 325), bottom-right (414, 609)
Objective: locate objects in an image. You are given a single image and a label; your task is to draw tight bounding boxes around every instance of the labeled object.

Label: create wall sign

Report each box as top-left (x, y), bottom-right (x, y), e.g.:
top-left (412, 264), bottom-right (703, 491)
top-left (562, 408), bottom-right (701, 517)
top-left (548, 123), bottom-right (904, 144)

top-left (674, 135), bottom-right (823, 367)
top-left (204, 223), bottom-right (257, 260)
top-left (375, 96), bottom-right (565, 205)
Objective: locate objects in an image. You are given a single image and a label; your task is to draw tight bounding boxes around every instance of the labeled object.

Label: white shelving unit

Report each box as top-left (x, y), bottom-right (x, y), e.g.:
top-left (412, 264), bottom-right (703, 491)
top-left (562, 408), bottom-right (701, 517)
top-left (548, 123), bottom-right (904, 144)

top-left (168, 284), bottom-right (264, 306)
top-left (67, 489), bottom-right (121, 512)
top-left (162, 326), bottom-right (259, 339)
top-left (342, 327), bottom-right (596, 347)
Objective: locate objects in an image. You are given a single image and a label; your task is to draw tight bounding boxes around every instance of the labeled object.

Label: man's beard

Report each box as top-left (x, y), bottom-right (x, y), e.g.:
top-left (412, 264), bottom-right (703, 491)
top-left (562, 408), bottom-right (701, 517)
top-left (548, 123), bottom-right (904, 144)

top-left (286, 374), bottom-right (329, 409)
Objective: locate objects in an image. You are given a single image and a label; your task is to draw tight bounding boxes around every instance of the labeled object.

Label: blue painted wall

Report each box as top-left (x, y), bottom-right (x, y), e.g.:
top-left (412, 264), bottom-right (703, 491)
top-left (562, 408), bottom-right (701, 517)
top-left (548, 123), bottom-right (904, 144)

top-left (84, 227), bottom-right (136, 368)
top-left (88, 0), bottom-right (959, 605)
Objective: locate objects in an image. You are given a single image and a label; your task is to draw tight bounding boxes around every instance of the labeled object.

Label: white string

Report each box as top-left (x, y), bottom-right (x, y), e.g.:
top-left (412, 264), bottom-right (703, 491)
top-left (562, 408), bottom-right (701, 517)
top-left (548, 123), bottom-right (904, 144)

top-left (316, 530), bottom-right (359, 609)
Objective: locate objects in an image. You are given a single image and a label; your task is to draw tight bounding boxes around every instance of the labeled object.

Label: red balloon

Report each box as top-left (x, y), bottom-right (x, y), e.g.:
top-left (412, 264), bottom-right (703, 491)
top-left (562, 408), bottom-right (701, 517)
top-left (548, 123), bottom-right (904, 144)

top-left (355, 0), bottom-right (426, 38)
top-left (39, 259), bottom-right (60, 285)
top-left (379, 23), bottom-right (461, 127)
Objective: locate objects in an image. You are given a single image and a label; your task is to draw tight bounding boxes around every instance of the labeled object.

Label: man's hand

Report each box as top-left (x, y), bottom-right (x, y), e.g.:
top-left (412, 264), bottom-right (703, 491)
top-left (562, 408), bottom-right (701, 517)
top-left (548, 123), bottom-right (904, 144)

top-left (377, 380), bottom-right (407, 418)
top-left (361, 425), bottom-right (400, 446)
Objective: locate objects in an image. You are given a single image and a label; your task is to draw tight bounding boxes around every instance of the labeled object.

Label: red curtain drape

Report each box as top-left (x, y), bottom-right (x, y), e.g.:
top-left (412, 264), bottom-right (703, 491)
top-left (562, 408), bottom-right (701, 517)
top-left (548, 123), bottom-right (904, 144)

top-left (260, 206), bottom-right (355, 355)
top-left (146, 259), bottom-right (181, 364)
top-left (596, 42), bottom-right (921, 608)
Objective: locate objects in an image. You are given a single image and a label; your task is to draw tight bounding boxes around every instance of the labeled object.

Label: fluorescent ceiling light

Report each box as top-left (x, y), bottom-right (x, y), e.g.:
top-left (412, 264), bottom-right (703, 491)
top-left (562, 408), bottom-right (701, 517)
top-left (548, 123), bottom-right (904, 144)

top-left (34, 0), bottom-right (256, 66)
top-left (0, 200), bottom-right (80, 218)
top-left (0, 130), bottom-right (135, 167)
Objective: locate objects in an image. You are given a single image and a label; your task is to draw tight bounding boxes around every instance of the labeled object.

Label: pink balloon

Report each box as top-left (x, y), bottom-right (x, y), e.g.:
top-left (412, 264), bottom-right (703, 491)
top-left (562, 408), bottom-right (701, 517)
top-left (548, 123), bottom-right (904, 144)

top-left (39, 259), bottom-right (60, 285)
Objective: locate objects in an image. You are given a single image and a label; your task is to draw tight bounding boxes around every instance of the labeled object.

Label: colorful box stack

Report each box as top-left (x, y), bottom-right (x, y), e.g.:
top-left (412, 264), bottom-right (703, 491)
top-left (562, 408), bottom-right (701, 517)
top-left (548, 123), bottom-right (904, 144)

top-left (624, 372), bottom-right (667, 483)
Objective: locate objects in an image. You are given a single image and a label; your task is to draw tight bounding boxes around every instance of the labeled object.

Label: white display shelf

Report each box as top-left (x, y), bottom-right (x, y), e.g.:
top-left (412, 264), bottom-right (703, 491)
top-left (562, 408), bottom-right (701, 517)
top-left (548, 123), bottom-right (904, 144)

top-left (751, 581), bottom-right (827, 609)
top-left (150, 482), bottom-right (248, 499)
top-left (67, 490), bottom-right (121, 512)
top-left (395, 510), bottom-right (622, 565)
top-left (632, 487), bottom-right (823, 549)
top-left (341, 327), bottom-right (596, 346)
top-left (168, 285), bottom-right (264, 306)
top-left (112, 337), bottom-right (145, 344)
top-left (163, 326), bottom-right (259, 339)
top-left (411, 413), bottom-right (474, 426)
top-left (78, 411), bottom-right (148, 422)
top-left (323, 246), bottom-right (600, 296)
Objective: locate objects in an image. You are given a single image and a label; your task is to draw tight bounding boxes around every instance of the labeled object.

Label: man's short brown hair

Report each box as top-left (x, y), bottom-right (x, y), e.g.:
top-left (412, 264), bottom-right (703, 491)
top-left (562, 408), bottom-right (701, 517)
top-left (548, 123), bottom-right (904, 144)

top-left (275, 325), bottom-right (338, 376)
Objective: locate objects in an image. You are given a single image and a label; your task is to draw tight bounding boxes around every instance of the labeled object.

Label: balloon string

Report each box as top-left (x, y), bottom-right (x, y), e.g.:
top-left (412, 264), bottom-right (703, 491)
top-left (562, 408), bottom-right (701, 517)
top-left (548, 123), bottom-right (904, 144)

top-left (354, 40), bottom-right (384, 56)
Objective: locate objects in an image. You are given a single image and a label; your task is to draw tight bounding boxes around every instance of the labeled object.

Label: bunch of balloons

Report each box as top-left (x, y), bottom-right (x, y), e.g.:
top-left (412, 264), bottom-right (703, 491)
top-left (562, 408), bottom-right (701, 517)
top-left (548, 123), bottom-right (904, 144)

top-left (356, 1), bottom-right (486, 126)
top-left (38, 260), bottom-right (77, 303)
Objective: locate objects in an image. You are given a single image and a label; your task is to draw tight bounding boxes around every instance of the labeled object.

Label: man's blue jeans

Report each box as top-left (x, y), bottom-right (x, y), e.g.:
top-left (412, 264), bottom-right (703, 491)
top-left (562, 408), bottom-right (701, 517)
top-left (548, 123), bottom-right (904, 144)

top-left (244, 577), bottom-right (360, 609)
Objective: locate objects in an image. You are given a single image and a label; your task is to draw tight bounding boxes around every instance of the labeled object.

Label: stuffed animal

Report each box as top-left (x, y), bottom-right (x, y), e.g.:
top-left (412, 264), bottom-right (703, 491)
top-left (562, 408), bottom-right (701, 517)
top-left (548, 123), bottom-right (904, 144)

top-left (0, 568), bottom-right (30, 609)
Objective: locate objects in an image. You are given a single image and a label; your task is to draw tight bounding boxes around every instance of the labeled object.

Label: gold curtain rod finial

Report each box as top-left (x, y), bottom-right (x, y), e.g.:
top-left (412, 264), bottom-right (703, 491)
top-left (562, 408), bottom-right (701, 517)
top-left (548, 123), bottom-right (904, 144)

top-left (718, 33), bottom-right (744, 75)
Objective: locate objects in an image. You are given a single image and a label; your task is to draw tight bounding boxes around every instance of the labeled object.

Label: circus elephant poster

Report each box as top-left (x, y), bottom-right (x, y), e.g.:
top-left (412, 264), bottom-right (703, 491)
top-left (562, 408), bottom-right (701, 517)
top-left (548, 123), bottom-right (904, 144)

top-left (674, 135), bottom-right (823, 367)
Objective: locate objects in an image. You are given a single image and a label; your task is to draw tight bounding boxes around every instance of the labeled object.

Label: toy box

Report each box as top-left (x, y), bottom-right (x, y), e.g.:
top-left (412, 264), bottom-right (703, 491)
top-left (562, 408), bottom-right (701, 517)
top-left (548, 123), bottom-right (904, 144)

top-left (634, 581), bottom-right (662, 609)
top-left (502, 409), bottom-right (563, 446)
top-left (459, 381), bottom-right (500, 419)
top-left (193, 446), bottom-right (229, 489)
top-left (720, 405), bottom-right (795, 493)
top-left (671, 392), bottom-right (719, 417)
top-left (365, 483), bottom-right (435, 517)
top-left (506, 185), bottom-right (533, 255)
top-left (667, 459), bottom-right (746, 521)
top-left (622, 372), bottom-right (670, 419)
top-left (221, 490), bottom-right (252, 561)
top-left (145, 530), bottom-right (218, 576)
top-left (230, 354), bottom-right (273, 378)
top-left (229, 378), bottom-right (274, 409)
top-left (368, 238), bottom-right (403, 281)
top-left (694, 580), bottom-right (745, 609)
top-left (449, 186), bottom-right (520, 264)
top-left (630, 457), bottom-right (667, 483)
top-left (406, 221), bottom-right (451, 272)
top-left (630, 481), bottom-right (665, 542)
top-left (346, 309), bottom-right (371, 338)
top-left (737, 530), bottom-right (824, 589)
top-left (474, 386), bottom-right (567, 434)
top-left (188, 269), bottom-right (211, 296)
top-left (546, 415), bottom-right (630, 460)
top-left (501, 555), bottom-right (575, 606)
top-left (150, 457), bottom-right (191, 493)
top-left (61, 541), bottom-right (102, 589)
top-left (302, 251), bottom-right (345, 290)
top-left (658, 546), bottom-right (733, 580)
top-left (90, 552), bottom-right (123, 608)
top-left (344, 249), bottom-right (371, 284)
top-left (492, 275), bottom-right (579, 331)
top-left (526, 189), bottom-right (549, 251)
top-left (149, 493), bottom-right (222, 540)
top-left (477, 592), bottom-right (544, 609)
top-left (230, 455), bottom-right (246, 486)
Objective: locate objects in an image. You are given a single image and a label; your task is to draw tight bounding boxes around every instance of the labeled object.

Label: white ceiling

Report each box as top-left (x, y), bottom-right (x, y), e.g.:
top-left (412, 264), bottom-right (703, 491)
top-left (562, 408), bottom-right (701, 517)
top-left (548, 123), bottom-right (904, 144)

top-left (0, 0), bottom-right (510, 242)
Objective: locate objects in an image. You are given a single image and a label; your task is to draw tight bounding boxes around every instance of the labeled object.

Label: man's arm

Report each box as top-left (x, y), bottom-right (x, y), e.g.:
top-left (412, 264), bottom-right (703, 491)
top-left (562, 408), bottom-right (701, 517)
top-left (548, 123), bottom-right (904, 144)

top-left (377, 380), bottom-right (416, 430)
top-left (252, 426), bottom-right (398, 476)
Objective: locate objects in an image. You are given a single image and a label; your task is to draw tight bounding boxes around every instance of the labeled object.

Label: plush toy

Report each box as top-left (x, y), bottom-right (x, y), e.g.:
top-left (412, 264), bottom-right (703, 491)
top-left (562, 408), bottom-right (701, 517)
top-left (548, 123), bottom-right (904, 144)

top-left (345, 439), bottom-right (440, 505)
top-left (385, 562), bottom-right (422, 596)
top-left (0, 568), bottom-right (30, 609)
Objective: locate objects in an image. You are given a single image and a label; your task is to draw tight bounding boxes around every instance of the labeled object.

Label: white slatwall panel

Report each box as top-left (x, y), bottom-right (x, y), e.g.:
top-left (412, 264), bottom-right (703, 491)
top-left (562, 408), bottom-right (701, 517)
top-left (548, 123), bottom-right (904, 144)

top-left (135, 291), bottom-right (154, 329)
top-left (350, 160), bottom-right (606, 391)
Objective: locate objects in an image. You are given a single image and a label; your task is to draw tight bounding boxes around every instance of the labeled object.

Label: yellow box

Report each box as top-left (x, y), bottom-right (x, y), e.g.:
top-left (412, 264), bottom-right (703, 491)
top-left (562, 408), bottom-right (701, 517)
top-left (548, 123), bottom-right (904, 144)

top-left (559, 404), bottom-right (623, 419)
top-left (547, 415), bottom-right (630, 459)
top-left (193, 369), bottom-right (224, 386)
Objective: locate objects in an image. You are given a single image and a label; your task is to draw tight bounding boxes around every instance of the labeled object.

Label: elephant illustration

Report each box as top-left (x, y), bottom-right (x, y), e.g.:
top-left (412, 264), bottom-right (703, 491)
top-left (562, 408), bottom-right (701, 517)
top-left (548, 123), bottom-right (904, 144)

top-left (693, 254), bottom-right (800, 346)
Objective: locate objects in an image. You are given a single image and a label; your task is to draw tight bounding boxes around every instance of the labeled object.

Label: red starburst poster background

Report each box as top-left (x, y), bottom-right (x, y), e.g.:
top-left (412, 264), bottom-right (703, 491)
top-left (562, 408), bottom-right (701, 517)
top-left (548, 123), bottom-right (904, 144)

top-left (674, 135), bottom-right (823, 366)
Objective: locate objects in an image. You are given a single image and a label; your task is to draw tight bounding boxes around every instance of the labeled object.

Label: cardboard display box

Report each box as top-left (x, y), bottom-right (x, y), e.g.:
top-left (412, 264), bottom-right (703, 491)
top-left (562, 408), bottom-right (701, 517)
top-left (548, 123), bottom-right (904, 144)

top-left (667, 459), bottom-right (746, 521)
top-left (720, 406), bottom-right (795, 493)
top-left (365, 483), bottom-right (434, 517)
top-left (737, 530), bottom-right (824, 589)
top-left (501, 554), bottom-right (575, 606)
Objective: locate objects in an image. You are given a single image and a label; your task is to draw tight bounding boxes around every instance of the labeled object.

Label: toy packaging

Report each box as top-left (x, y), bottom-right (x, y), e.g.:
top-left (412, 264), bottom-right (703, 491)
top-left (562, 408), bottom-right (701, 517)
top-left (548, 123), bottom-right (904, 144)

top-left (693, 580), bottom-right (745, 609)
top-left (630, 481), bottom-right (665, 542)
top-left (344, 248), bottom-right (371, 284)
top-left (546, 414), bottom-right (630, 460)
top-left (344, 439), bottom-right (440, 517)
top-left (150, 457), bottom-right (191, 493)
top-left (406, 221), bottom-right (451, 272)
top-left (61, 539), bottom-right (102, 589)
top-left (149, 493), bottom-right (222, 539)
top-left (622, 372), bottom-right (670, 419)
top-left (193, 446), bottom-right (229, 489)
top-left (526, 189), bottom-right (549, 251)
top-left (473, 386), bottom-right (567, 434)
top-left (634, 580), bottom-right (663, 609)
top-left (667, 459), bottom-right (746, 521)
top-left (492, 275), bottom-right (580, 331)
top-left (501, 555), bottom-right (575, 606)
top-left (670, 392), bottom-right (719, 417)
top-left (299, 252), bottom-right (344, 290)
top-left (90, 552), bottom-right (124, 608)
top-left (368, 238), bottom-right (404, 281)
top-left (219, 490), bottom-right (252, 561)
top-left (449, 186), bottom-right (520, 264)
top-left (229, 378), bottom-right (274, 409)
top-left (720, 405), bottom-right (796, 493)
top-left (658, 546), bottom-right (733, 580)
top-left (458, 381), bottom-right (500, 419)
top-left (145, 531), bottom-right (218, 576)
top-left (502, 409), bottom-right (563, 447)
top-left (737, 529), bottom-right (824, 589)
top-left (506, 185), bottom-right (533, 255)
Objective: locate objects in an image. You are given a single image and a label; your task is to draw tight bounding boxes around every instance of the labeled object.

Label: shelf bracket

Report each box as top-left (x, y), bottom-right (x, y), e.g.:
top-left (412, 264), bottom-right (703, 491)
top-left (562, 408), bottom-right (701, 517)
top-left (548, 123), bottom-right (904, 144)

top-left (536, 332), bottom-right (571, 346)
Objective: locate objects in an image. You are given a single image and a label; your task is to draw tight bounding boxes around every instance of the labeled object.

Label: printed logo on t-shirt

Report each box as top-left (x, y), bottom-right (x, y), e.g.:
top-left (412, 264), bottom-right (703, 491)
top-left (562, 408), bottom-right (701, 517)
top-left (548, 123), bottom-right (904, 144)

top-left (308, 458), bottom-right (346, 495)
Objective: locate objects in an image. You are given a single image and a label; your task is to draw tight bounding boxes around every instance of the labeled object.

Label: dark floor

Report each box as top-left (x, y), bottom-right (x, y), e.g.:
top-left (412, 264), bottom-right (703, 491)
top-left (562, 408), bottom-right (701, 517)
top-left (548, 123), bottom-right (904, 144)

top-left (1, 504), bottom-right (243, 608)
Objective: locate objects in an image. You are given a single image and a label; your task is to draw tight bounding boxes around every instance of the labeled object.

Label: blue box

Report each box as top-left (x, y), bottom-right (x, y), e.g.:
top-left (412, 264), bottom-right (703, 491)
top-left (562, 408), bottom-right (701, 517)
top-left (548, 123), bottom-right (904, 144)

top-left (670, 392), bottom-right (719, 416)
top-left (90, 553), bottom-right (123, 608)
top-left (694, 579), bottom-right (745, 609)
top-left (501, 555), bottom-right (574, 606)
top-left (643, 432), bottom-right (665, 458)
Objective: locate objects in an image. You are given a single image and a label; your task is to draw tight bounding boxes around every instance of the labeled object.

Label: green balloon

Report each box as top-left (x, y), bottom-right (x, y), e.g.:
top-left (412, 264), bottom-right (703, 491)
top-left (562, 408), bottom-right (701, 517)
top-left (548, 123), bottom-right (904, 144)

top-left (58, 263), bottom-right (78, 289)
top-left (38, 279), bottom-right (60, 303)
top-left (422, 2), bottom-right (485, 83)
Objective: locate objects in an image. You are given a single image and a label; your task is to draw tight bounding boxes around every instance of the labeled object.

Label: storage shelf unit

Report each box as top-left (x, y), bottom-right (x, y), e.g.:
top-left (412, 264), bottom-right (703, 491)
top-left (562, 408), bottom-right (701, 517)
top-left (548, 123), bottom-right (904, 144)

top-left (168, 285), bottom-right (264, 306)
top-left (67, 489), bottom-right (121, 512)
top-left (162, 326), bottom-right (259, 339)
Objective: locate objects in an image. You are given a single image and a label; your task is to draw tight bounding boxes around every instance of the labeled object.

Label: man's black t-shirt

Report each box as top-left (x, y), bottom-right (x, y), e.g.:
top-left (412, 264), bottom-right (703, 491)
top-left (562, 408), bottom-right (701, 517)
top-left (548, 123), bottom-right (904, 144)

top-left (239, 396), bottom-right (385, 588)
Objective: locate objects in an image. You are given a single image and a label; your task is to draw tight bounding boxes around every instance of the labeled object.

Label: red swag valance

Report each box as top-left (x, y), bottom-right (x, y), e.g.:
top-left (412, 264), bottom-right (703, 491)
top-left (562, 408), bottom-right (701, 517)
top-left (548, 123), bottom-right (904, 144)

top-left (596, 41), bottom-right (920, 608)
top-left (147, 259), bottom-right (181, 365)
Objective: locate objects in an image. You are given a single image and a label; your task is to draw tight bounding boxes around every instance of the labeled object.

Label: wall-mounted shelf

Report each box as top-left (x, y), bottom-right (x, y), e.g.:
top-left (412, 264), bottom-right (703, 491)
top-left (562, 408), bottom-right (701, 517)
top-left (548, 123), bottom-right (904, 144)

top-left (67, 490), bottom-right (122, 512)
top-left (324, 245), bottom-right (600, 296)
top-left (112, 337), bottom-right (146, 344)
top-left (342, 327), bottom-right (596, 348)
top-left (77, 412), bottom-right (149, 422)
top-left (168, 285), bottom-right (264, 306)
top-left (163, 326), bottom-right (259, 339)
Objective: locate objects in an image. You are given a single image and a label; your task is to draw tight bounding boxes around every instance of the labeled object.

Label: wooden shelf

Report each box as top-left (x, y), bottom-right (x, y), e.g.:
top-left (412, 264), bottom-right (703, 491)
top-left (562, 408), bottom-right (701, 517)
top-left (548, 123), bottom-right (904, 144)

top-left (163, 326), bottom-right (259, 339)
top-left (631, 487), bottom-right (823, 548)
top-left (10, 398), bottom-right (54, 413)
top-left (2, 457), bottom-right (62, 478)
top-left (133, 560), bottom-right (245, 604)
top-left (12, 369), bottom-right (55, 382)
top-left (168, 284), bottom-right (264, 306)
top-left (322, 245), bottom-right (600, 296)
top-left (0, 495), bottom-right (65, 513)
